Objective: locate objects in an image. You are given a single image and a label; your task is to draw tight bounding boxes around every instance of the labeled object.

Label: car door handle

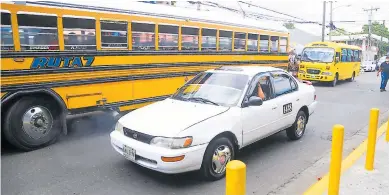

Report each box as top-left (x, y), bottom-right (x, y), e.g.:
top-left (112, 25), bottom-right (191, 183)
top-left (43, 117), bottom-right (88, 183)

top-left (272, 106), bottom-right (277, 110)
top-left (296, 98), bottom-right (300, 101)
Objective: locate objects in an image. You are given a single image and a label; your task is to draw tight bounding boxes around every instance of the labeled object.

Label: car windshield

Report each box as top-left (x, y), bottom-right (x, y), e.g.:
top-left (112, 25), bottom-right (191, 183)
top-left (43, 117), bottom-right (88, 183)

top-left (171, 72), bottom-right (249, 107)
top-left (301, 47), bottom-right (335, 63)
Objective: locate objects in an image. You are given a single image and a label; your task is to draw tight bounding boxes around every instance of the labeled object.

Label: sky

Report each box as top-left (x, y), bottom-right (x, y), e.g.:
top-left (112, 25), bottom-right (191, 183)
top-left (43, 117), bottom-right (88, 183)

top-left (9, 0), bottom-right (389, 36)
top-left (212, 0), bottom-right (389, 36)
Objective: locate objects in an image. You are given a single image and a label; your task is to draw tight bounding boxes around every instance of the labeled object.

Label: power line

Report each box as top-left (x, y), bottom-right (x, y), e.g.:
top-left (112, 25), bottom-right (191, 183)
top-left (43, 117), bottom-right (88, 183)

top-left (237, 1), bottom-right (307, 22)
top-left (202, 1), bottom-right (315, 23)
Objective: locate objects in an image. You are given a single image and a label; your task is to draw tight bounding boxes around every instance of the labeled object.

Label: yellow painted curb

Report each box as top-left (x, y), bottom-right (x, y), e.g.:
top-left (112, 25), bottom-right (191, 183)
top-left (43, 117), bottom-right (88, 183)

top-left (303, 122), bottom-right (388, 195)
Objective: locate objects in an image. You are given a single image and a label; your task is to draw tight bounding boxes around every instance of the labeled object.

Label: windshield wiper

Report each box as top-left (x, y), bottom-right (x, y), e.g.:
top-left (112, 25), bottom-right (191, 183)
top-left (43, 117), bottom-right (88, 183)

top-left (302, 57), bottom-right (313, 62)
top-left (187, 97), bottom-right (219, 106)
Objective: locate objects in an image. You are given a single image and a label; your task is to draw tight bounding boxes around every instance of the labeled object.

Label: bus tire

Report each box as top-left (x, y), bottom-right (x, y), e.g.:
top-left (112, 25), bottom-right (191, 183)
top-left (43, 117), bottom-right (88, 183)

top-left (3, 97), bottom-right (61, 151)
top-left (347, 72), bottom-right (355, 82)
top-left (330, 73), bottom-right (338, 87)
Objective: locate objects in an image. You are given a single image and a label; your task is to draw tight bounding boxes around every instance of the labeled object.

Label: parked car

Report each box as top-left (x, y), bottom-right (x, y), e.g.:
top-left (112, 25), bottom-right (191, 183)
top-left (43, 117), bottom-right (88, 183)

top-left (110, 66), bottom-right (318, 180)
top-left (361, 60), bottom-right (376, 72)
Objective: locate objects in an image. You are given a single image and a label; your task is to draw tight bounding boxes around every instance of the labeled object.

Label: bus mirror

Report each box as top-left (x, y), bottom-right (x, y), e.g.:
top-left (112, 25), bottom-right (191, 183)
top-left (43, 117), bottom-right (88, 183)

top-left (335, 57), bottom-right (340, 63)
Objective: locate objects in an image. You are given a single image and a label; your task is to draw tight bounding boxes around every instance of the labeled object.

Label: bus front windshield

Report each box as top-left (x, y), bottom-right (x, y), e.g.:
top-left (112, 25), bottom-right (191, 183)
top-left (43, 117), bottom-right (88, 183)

top-left (301, 47), bottom-right (335, 63)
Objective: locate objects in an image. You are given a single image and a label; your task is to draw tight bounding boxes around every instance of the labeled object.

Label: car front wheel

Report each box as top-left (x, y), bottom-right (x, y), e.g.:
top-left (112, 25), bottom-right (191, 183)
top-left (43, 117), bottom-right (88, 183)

top-left (286, 110), bottom-right (308, 140)
top-left (200, 137), bottom-right (235, 181)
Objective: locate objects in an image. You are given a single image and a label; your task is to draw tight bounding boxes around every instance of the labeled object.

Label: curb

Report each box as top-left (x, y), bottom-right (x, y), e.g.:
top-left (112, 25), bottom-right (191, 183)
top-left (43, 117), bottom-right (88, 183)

top-left (303, 121), bottom-right (388, 195)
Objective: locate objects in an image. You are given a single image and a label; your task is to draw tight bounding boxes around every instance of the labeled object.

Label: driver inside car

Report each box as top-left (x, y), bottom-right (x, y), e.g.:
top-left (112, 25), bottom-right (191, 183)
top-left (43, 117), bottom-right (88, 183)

top-left (256, 76), bottom-right (271, 100)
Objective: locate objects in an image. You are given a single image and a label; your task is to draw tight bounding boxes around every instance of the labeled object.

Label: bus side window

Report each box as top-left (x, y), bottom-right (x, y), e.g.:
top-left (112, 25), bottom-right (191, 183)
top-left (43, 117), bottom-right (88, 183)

top-left (100, 20), bottom-right (128, 49)
top-left (201, 28), bottom-right (216, 51)
top-left (17, 13), bottom-right (59, 51)
top-left (234, 32), bottom-right (246, 51)
top-left (181, 26), bottom-right (199, 51)
top-left (348, 49), bottom-right (354, 62)
top-left (219, 30), bottom-right (232, 51)
top-left (279, 37), bottom-right (287, 53)
top-left (259, 35), bottom-right (269, 52)
top-left (353, 50), bottom-right (359, 62)
top-left (270, 36), bottom-right (279, 53)
top-left (63, 17), bottom-right (96, 50)
top-left (341, 49), bottom-right (347, 62)
top-left (1, 12), bottom-right (14, 51)
top-left (247, 33), bottom-right (258, 51)
top-left (158, 24), bottom-right (178, 51)
top-left (132, 22), bottom-right (155, 51)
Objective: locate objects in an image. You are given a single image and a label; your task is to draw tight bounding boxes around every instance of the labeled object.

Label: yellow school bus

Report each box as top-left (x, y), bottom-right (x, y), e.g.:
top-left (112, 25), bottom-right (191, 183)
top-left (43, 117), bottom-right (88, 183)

top-left (1, 1), bottom-right (289, 150)
top-left (298, 42), bottom-right (362, 87)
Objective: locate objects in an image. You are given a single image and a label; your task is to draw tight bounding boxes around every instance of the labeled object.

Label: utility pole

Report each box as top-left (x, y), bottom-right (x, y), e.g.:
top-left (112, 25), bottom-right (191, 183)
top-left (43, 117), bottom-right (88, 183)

top-left (321, 1), bottom-right (326, 42)
top-left (380, 20), bottom-right (385, 56)
top-left (329, 1), bottom-right (333, 41)
top-left (363, 7), bottom-right (379, 48)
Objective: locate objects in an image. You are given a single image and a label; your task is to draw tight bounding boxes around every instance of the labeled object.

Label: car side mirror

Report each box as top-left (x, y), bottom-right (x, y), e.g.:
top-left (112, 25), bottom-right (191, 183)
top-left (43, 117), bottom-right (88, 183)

top-left (246, 96), bottom-right (263, 107)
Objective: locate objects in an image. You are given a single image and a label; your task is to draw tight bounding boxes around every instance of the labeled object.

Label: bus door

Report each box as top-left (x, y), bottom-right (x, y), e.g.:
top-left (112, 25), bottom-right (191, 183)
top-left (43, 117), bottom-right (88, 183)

top-left (339, 48), bottom-right (349, 79)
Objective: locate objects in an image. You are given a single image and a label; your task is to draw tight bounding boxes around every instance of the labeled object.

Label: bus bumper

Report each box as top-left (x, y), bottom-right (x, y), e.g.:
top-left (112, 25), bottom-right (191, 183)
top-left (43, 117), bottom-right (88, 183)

top-left (298, 74), bottom-right (335, 81)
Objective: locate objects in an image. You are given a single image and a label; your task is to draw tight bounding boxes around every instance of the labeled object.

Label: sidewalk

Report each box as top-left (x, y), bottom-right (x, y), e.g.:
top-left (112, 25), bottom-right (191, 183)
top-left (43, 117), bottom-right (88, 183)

top-left (336, 135), bottom-right (389, 195)
top-left (304, 121), bottom-right (389, 195)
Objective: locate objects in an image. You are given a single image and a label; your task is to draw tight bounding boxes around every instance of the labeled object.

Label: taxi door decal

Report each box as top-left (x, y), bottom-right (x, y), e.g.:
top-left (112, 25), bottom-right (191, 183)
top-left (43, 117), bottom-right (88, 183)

top-left (283, 103), bottom-right (293, 114)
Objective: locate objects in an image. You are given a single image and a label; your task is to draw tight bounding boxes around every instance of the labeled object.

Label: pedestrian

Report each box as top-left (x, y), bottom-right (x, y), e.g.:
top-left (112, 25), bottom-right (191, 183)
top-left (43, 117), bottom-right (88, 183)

top-left (377, 56), bottom-right (389, 92)
top-left (288, 49), bottom-right (298, 78)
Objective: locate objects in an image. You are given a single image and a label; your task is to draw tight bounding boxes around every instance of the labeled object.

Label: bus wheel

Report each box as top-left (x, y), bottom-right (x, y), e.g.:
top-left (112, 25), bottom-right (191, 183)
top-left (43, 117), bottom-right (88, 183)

top-left (347, 72), bottom-right (355, 82)
top-left (3, 97), bottom-right (61, 151)
top-left (330, 74), bottom-right (338, 87)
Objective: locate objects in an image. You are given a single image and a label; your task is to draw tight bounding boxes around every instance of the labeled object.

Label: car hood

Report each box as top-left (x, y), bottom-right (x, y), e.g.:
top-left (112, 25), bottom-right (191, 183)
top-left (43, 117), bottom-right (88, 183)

top-left (118, 98), bottom-right (230, 137)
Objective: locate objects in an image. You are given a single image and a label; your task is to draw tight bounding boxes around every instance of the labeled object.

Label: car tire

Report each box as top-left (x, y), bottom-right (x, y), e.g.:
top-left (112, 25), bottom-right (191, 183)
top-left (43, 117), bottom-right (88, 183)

top-left (286, 110), bottom-right (308, 140)
top-left (3, 97), bottom-right (61, 151)
top-left (347, 72), bottom-right (355, 82)
top-left (200, 137), bottom-right (235, 181)
top-left (330, 73), bottom-right (338, 87)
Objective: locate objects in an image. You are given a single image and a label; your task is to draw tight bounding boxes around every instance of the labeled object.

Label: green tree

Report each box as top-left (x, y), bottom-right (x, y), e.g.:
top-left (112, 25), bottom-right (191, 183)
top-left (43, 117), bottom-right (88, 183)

top-left (283, 22), bottom-right (295, 29)
top-left (362, 22), bottom-right (389, 55)
top-left (362, 22), bottom-right (389, 38)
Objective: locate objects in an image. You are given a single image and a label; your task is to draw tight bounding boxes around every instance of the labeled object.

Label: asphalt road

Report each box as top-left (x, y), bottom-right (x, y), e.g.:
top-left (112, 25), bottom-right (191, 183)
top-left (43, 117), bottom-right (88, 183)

top-left (2, 71), bottom-right (389, 195)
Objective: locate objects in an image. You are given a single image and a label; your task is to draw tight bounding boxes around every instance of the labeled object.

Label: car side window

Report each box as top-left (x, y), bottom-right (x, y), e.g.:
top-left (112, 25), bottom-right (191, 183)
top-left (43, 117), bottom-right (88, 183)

top-left (272, 72), bottom-right (295, 97)
top-left (290, 76), bottom-right (298, 91)
top-left (246, 74), bottom-right (273, 101)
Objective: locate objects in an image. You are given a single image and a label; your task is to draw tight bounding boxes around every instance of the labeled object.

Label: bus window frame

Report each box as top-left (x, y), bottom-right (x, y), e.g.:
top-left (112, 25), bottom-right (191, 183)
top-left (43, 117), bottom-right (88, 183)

top-left (17, 12), bottom-right (60, 51)
top-left (1, 11), bottom-right (14, 51)
top-left (62, 16), bottom-right (97, 51)
top-left (100, 19), bottom-right (128, 50)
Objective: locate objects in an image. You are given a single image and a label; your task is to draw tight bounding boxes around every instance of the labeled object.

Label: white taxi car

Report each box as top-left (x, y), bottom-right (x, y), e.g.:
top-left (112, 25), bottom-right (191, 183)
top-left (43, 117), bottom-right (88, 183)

top-left (110, 66), bottom-right (317, 181)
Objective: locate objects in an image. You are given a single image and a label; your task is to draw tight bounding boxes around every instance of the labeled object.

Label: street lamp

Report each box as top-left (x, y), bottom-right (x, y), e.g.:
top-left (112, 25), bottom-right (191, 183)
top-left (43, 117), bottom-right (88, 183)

top-left (329, 2), bottom-right (352, 41)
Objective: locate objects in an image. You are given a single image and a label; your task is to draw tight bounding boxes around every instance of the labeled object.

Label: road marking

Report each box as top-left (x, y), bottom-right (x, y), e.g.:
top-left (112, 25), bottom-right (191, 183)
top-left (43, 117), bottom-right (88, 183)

top-left (303, 121), bottom-right (388, 195)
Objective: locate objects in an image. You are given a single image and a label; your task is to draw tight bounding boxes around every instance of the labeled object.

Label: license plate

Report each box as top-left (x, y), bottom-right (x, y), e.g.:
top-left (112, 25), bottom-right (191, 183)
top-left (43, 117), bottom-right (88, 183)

top-left (123, 145), bottom-right (136, 161)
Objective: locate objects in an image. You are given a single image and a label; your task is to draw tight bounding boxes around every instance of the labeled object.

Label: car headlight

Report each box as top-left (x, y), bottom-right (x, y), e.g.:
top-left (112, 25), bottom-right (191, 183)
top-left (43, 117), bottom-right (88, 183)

top-left (322, 72), bottom-right (332, 76)
top-left (115, 122), bottom-right (123, 134)
top-left (150, 136), bottom-right (193, 149)
top-left (299, 70), bottom-right (306, 74)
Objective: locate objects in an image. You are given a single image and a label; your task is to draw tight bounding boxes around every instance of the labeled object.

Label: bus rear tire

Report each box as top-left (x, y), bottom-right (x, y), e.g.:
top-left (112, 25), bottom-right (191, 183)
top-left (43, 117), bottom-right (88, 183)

top-left (347, 72), bottom-right (355, 82)
top-left (3, 97), bottom-right (61, 151)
